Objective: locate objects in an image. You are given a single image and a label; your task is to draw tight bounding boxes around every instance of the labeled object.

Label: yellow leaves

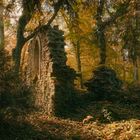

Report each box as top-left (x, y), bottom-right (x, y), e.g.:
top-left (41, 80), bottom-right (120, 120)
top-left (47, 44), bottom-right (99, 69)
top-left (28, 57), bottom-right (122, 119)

top-left (101, 120), bottom-right (140, 140)
top-left (2, 105), bottom-right (140, 140)
top-left (25, 10), bottom-right (43, 33)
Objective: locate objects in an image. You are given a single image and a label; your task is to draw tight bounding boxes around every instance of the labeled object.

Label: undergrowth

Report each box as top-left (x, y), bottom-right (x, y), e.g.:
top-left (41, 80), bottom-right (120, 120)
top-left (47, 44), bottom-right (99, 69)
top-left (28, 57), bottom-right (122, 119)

top-left (1, 49), bottom-right (140, 139)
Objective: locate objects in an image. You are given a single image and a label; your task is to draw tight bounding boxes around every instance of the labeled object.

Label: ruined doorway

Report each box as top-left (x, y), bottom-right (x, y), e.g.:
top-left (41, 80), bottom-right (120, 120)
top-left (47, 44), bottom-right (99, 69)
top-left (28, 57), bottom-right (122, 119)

top-left (33, 37), bottom-right (41, 80)
top-left (26, 26), bottom-right (76, 116)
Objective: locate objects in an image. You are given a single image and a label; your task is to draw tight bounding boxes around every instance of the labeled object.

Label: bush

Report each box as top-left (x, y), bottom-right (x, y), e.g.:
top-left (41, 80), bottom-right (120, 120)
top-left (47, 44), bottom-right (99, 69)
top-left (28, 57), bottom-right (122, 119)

top-left (0, 49), bottom-right (33, 109)
top-left (84, 65), bottom-right (123, 100)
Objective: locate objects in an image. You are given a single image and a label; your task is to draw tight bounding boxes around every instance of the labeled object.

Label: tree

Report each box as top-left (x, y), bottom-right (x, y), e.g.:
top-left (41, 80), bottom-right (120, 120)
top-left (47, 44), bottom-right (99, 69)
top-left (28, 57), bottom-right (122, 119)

top-left (0, 0), bottom-right (4, 49)
top-left (133, 0), bottom-right (140, 81)
top-left (95, 0), bottom-right (131, 65)
top-left (12, 0), bottom-right (63, 74)
top-left (63, 1), bottom-right (84, 88)
top-left (123, 0), bottom-right (140, 82)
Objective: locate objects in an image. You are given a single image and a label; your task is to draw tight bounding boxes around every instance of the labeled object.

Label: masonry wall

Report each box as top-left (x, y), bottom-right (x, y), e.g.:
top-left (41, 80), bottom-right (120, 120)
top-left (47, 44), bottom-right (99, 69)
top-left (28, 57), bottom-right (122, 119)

top-left (26, 26), bottom-right (76, 116)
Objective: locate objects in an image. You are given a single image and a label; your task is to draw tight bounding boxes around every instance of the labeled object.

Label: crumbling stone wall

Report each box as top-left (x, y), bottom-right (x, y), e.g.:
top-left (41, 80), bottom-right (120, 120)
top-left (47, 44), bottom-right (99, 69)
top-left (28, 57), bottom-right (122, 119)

top-left (26, 26), bottom-right (76, 116)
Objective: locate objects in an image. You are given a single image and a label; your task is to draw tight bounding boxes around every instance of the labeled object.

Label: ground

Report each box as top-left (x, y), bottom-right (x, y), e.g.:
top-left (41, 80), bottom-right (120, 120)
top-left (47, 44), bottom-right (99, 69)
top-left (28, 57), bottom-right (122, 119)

top-left (24, 113), bottom-right (140, 140)
top-left (1, 98), bottom-right (140, 140)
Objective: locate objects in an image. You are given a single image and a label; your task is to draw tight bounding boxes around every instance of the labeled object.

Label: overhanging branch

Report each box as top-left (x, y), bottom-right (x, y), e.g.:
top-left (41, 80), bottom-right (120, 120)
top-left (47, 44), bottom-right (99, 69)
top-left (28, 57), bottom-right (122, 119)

top-left (25, 0), bottom-right (63, 42)
top-left (102, 0), bottom-right (131, 28)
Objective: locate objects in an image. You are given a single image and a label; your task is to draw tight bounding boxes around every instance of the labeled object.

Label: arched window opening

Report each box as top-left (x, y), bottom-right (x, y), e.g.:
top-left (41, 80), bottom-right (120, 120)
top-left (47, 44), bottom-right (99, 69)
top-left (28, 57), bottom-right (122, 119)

top-left (34, 40), bottom-right (40, 77)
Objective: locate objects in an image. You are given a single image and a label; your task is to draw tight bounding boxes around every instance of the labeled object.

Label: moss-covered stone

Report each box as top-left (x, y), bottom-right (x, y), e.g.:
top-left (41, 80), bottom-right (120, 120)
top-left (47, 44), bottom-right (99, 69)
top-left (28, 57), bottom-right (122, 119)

top-left (26, 26), bottom-right (76, 116)
top-left (84, 65), bottom-right (123, 100)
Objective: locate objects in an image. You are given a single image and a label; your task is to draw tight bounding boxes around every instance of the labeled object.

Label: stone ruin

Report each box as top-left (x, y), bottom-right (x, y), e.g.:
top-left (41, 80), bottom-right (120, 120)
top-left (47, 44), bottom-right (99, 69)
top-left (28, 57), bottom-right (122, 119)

top-left (26, 26), bottom-right (76, 116)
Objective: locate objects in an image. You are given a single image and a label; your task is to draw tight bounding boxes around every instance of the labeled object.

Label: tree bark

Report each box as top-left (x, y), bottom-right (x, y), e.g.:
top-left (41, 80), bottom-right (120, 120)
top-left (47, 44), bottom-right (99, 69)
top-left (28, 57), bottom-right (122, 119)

top-left (96, 27), bottom-right (106, 64)
top-left (133, 59), bottom-right (139, 82)
top-left (131, 0), bottom-right (140, 82)
top-left (13, 13), bottom-right (31, 73)
top-left (76, 40), bottom-right (83, 88)
top-left (0, 0), bottom-right (4, 49)
top-left (96, 0), bottom-right (106, 65)
top-left (13, 38), bottom-right (25, 73)
top-left (134, 0), bottom-right (140, 82)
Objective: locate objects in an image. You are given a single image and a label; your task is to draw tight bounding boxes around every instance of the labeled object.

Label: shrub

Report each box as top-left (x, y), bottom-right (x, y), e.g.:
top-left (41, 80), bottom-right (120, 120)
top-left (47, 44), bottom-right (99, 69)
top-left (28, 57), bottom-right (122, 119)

top-left (84, 65), bottom-right (123, 100)
top-left (0, 49), bottom-right (33, 109)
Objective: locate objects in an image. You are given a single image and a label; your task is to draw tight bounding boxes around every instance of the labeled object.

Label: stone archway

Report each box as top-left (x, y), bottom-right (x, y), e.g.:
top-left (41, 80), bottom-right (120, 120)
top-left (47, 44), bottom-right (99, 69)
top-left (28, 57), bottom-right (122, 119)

top-left (26, 26), bottom-right (76, 116)
top-left (33, 36), bottom-right (41, 79)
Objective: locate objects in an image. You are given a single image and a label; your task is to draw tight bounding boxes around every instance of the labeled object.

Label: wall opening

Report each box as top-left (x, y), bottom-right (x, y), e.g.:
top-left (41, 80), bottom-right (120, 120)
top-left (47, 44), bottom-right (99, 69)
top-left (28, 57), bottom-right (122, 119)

top-left (26, 27), bottom-right (76, 116)
top-left (33, 40), bottom-right (40, 77)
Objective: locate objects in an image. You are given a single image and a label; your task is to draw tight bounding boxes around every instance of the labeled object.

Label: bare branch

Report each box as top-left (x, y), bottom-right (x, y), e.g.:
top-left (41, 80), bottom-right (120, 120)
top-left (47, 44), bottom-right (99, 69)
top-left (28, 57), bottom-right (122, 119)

top-left (102, 0), bottom-right (131, 28)
top-left (25, 0), bottom-right (63, 42)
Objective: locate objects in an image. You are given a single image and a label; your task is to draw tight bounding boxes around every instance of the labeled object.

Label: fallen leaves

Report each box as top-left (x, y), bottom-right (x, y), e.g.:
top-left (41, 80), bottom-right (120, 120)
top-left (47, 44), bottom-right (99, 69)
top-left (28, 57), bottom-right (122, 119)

top-left (21, 113), bottom-right (140, 140)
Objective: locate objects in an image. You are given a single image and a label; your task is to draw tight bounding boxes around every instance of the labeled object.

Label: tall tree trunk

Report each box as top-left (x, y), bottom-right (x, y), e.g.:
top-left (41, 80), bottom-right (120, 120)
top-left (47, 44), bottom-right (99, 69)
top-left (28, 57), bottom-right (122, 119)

top-left (95, 0), bottom-right (130, 65)
top-left (76, 40), bottom-right (83, 88)
top-left (96, 28), bottom-right (106, 64)
top-left (132, 0), bottom-right (140, 82)
top-left (136, 0), bottom-right (140, 81)
top-left (13, 0), bottom-right (39, 74)
top-left (70, 11), bottom-right (83, 88)
top-left (0, 0), bottom-right (4, 49)
top-left (13, 14), bottom-right (29, 73)
top-left (96, 0), bottom-right (106, 65)
top-left (13, 38), bottom-right (25, 73)
top-left (133, 59), bottom-right (139, 82)
top-left (123, 61), bottom-right (126, 81)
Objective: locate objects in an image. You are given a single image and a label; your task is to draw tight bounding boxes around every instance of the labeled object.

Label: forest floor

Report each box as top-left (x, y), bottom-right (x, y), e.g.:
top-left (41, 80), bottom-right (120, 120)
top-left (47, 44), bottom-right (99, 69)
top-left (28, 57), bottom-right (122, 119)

top-left (1, 98), bottom-right (140, 140)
